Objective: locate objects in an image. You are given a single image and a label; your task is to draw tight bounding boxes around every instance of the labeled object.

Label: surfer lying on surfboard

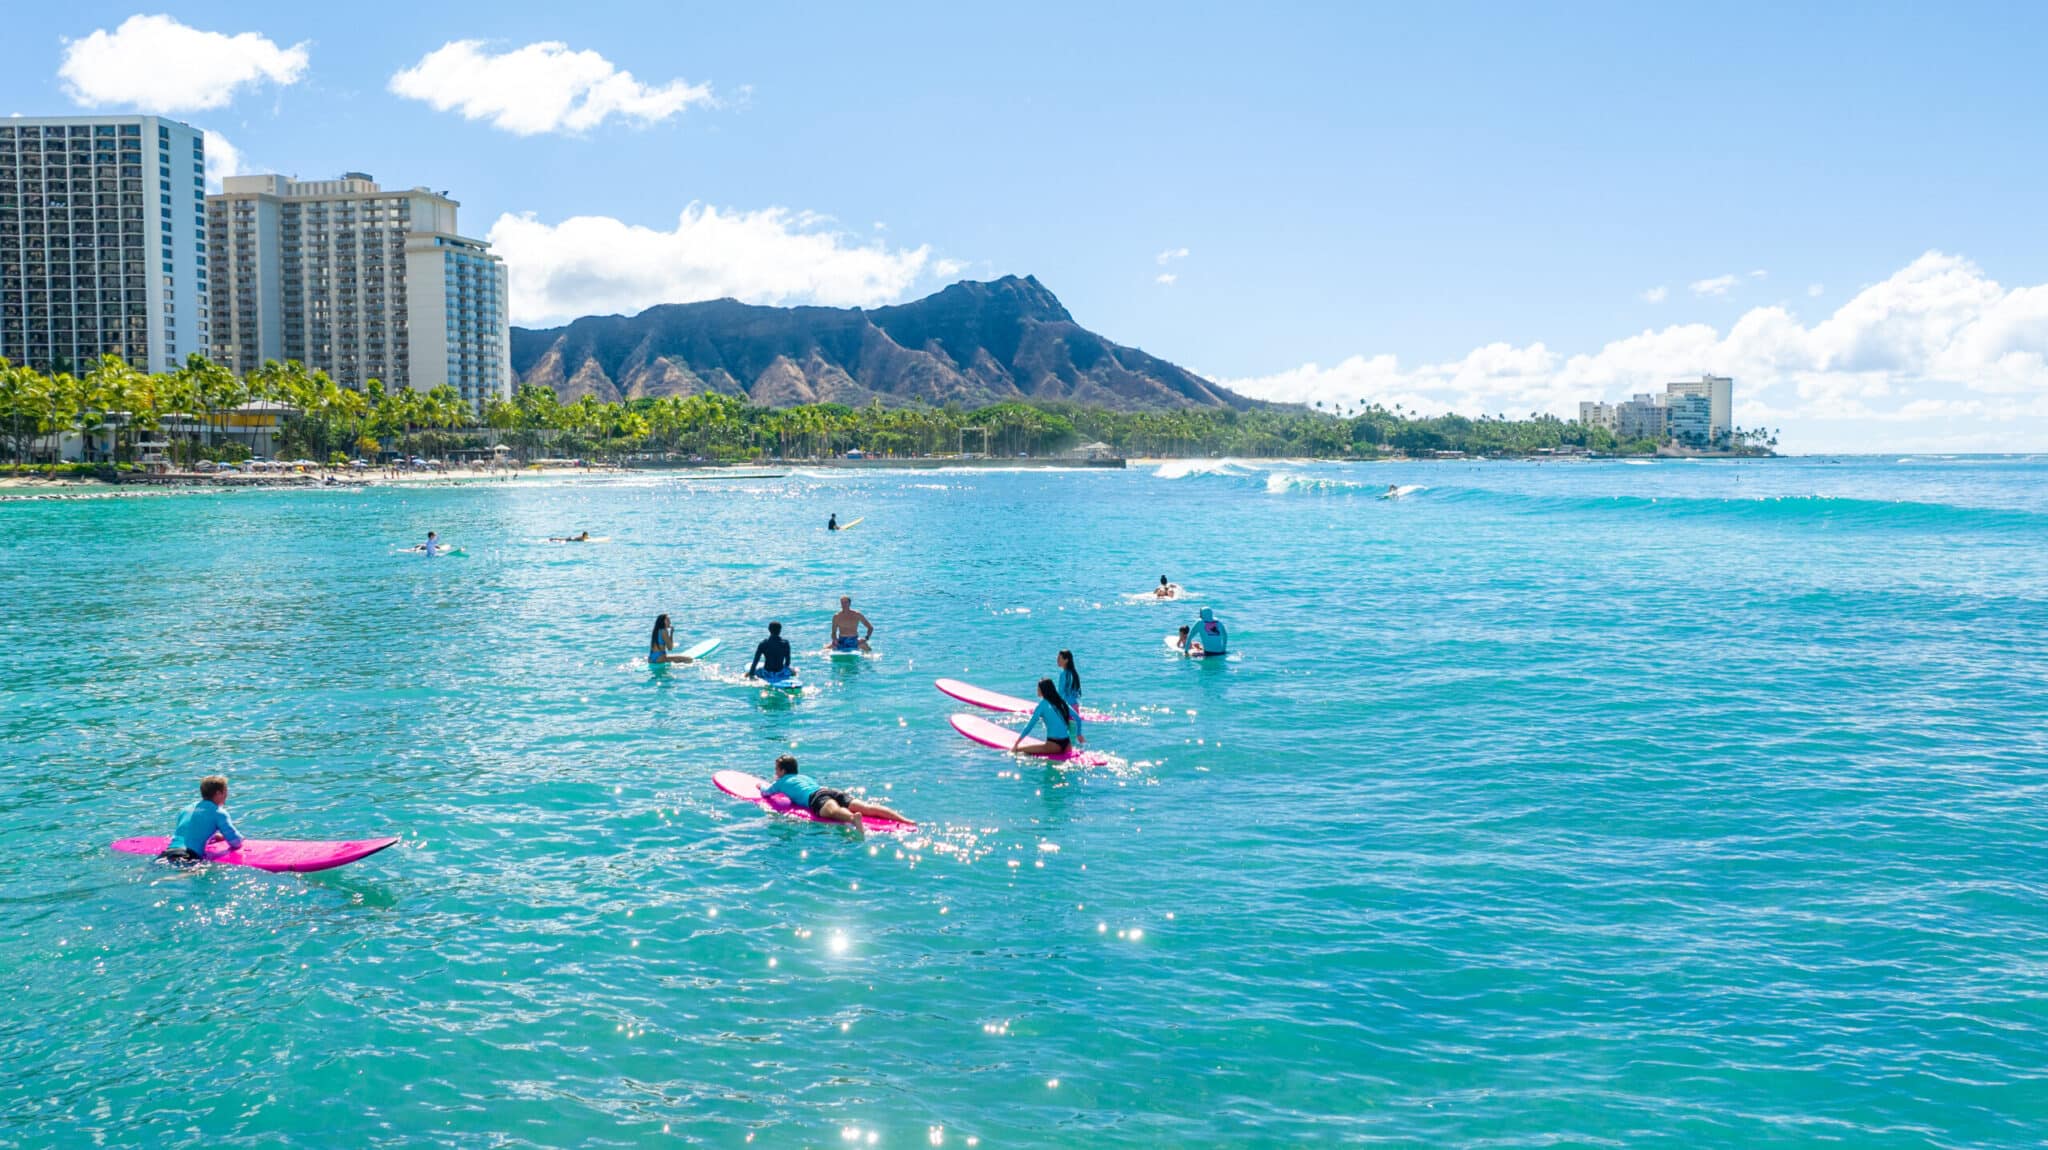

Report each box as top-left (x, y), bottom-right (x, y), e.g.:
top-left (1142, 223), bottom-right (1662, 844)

top-left (747, 622), bottom-right (797, 683)
top-left (163, 775), bottom-right (244, 862)
top-left (549, 531), bottom-right (594, 542)
top-left (1153, 575), bottom-right (1180, 599)
top-left (761, 754), bottom-right (912, 831)
top-left (1014, 680), bottom-right (1085, 755)
top-left (830, 596), bottom-right (874, 652)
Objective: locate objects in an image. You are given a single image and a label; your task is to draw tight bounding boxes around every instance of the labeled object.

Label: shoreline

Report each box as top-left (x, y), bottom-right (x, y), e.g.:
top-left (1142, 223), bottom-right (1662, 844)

top-left (0, 451), bottom-right (1791, 503)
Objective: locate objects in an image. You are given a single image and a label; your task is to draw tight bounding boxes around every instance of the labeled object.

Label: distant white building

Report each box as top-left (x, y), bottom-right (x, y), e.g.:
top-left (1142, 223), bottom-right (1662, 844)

top-left (1664, 374), bottom-right (1732, 446)
top-left (207, 172), bottom-right (509, 406)
top-left (1615, 393), bottom-right (1668, 441)
top-left (1580, 374), bottom-right (1734, 446)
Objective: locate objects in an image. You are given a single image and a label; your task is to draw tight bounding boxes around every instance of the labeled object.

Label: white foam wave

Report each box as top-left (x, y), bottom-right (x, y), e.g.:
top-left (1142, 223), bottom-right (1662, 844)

top-left (1264, 471), bottom-right (1368, 494)
top-left (1153, 459), bottom-right (1255, 480)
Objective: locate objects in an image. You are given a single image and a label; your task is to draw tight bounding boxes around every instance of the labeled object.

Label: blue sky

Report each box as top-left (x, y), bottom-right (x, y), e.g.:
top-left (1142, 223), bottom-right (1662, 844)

top-left (12, 2), bottom-right (2048, 449)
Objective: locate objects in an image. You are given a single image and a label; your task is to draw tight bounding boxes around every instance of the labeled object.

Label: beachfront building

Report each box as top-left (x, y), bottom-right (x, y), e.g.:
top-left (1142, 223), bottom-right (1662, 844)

top-left (1615, 393), bottom-right (1668, 441)
top-left (1664, 374), bottom-right (1732, 446)
top-left (1578, 401), bottom-right (1616, 431)
top-left (206, 172), bottom-right (510, 406)
top-left (1667, 392), bottom-right (1714, 446)
top-left (0, 115), bottom-right (208, 373)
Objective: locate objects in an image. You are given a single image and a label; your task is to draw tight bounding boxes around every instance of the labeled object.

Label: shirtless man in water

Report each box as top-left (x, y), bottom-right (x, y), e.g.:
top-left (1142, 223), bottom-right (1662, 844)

top-left (829, 595), bottom-right (874, 652)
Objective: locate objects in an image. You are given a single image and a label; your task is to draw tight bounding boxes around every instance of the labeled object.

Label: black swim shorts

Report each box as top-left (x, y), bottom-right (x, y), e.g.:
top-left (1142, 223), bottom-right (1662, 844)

top-left (807, 788), bottom-right (853, 815)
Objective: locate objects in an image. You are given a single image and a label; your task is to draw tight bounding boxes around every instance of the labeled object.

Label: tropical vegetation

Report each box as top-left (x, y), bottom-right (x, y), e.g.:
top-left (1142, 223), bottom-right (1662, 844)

top-left (0, 354), bottom-right (1778, 469)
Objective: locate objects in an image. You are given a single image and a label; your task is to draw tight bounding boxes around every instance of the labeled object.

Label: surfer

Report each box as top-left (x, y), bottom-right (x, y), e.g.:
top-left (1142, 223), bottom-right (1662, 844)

top-left (1056, 649), bottom-right (1084, 714)
top-left (648, 614), bottom-right (689, 663)
top-left (162, 775), bottom-right (243, 862)
top-left (830, 596), bottom-right (874, 652)
top-left (1152, 576), bottom-right (1179, 599)
top-left (1383, 484), bottom-right (1402, 500)
top-left (1013, 679), bottom-right (1083, 755)
top-left (747, 622), bottom-right (795, 683)
top-left (419, 530), bottom-right (442, 556)
top-left (1180, 607), bottom-right (1228, 655)
top-left (761, 754), bottom-right (911, 831)
top-left (551, 531), bottom-right (593, 542)
top-left (828, 514), bottom-right (839, 532)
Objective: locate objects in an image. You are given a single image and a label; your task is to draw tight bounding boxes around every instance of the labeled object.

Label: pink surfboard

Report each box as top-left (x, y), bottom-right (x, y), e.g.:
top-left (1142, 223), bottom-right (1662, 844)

top-left (948, 713), bottom-right (1109, 765)
top-left (111, 836), bottom-right (399, 873)
top-left (933, 679), bottom-right (1108, 722)
top-left (713, 770), bottom-right (915, 832)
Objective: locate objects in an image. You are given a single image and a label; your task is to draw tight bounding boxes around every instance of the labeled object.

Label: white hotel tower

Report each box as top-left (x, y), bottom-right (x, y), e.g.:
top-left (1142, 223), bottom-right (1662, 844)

top-left (207, 172), bottom-right (510, 405)
top-left (0, 115), bottom-right (208, 373)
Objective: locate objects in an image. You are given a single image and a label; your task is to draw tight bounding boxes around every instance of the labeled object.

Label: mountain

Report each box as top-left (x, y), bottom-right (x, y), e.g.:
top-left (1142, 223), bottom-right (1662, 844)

top-left (509, 276), bottom-right (1253, 410)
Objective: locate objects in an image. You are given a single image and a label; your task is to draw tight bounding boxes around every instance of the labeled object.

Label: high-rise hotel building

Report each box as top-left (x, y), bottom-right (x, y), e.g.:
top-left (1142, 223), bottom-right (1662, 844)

top-left (0, 115), bottom-right (208, 373)
top-left (206, 172), bottom-right (510, 406)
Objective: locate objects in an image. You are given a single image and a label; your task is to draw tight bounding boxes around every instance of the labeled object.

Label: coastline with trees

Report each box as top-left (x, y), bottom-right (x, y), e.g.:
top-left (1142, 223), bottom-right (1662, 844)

top-left (1, 353), bottom-right (1779, 481)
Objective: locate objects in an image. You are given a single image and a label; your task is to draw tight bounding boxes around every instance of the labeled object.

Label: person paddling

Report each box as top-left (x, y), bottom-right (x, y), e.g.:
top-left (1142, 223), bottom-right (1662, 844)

top-left (760, 754), bottom-right (911, 832)
top-left (1153, 575), bottom-right (1179, 599)
top-left (747, 621), bottom-right (796, 683)
top-left (830, 595), bottom-right (874, 652)
top-left (162, 775), bottom-right (244, 862)
top-left (1180, 607), bottom-right (1228, 655)
top-left (1012, 679), bottom-right (1083, 755)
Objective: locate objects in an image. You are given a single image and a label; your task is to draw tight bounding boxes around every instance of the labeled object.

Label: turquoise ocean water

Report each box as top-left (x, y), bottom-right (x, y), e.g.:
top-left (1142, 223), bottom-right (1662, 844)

top-left (4, 456), bottom-right (2047, 1146)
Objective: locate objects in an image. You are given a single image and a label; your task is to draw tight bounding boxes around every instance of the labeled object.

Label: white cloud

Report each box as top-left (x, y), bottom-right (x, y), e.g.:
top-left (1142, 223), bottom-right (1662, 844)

top-left (390, 40), bottom-right (712, 135)
top-left (1643, 286), bottom-right (1668, 304)
top-left (59, 15), bottom-right (307, 112)
top-left (1749, 269), bottom-right (1769, 280)
top-left (1690, 274), bottom-right (1738, 297)
top-left (1808, 283), bottom-right (1825, 297)
top-left (1156, 273), bottom-right (1178, 286)
top-left (1224, 252), bottom-right (2048, 451)
top-left (202, 131), bottom-right (241, 192)
top-left (487, 204), bottom-right (953, 326)
top-left (1156, 247), bottom-right (1190, 266)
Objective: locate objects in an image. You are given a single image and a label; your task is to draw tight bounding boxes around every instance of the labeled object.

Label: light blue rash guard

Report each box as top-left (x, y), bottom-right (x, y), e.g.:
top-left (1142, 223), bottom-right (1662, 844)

top-left (1055, 668), bottom-right (1085, 735)
top-left (1019, 699), bottom-right (1077, 743)
top-left (1187, 617), bottom-right (1228, 653)
top-left (762, 773), bottom-right (823, 808)
top-left (168, 799), bottom-right (244, 854)
top-left (1056, 667), bottom-right (1081, 705)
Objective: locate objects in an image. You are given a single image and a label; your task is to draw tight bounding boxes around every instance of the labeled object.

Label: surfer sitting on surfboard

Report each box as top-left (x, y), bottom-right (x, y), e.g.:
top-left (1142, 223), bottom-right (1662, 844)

top-left (1153, 576), bottom-right (1179, 599)
top-left (761, 754), bottom-right (911, 831)
top-left (828, 514), bottom-right (839, 531)
top-left (747, 622), bottom-right (796, 682)
top-left (1014, 680), bottom-right (1084, 755)
top-left (1180, 608), bottom-right (1228, 655)
top-left (649, 614), bottom-right (691, 664)
top-left (830, 596), bottom-right (874, 652)
top-left (162, 775), bottom-right (244, 862)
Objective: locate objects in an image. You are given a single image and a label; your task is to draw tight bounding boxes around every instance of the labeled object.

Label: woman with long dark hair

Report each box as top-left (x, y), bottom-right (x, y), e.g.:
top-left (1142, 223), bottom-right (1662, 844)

top-left (1012, 678), bottom-right (1079, 756)
top-left (649, 614), bottom-right (676, 663)
top-left (1055, 650), bottom-right (1084, 720)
